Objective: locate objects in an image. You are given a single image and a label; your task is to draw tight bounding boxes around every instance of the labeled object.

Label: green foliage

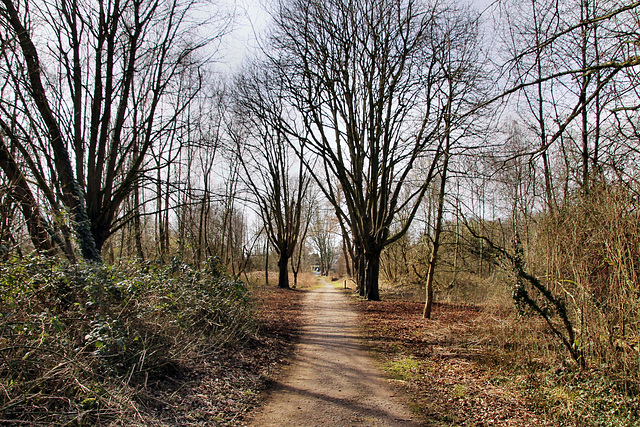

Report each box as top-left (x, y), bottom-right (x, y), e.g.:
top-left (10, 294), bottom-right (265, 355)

top-left (522, 368), bottom-right (640, 426)
top-left (0, 256), bottom-right (255, 425)
top-left (385, 356), bottom-right (420, 381)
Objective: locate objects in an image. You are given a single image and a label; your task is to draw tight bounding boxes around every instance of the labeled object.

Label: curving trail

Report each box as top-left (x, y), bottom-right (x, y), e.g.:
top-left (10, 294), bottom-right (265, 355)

top-left (248, 280), bottom-right (419, 426)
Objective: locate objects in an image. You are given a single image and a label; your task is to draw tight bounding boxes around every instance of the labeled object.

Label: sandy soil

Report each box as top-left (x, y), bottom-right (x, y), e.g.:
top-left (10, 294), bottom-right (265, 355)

top-left (247, 280), bottom-right (420, 426)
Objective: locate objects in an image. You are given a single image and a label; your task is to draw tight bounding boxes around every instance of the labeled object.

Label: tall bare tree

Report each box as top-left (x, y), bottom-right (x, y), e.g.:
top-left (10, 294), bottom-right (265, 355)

top-left (423, 4), bottom-right (487, 318)
top-left (0, 0), bottom-right (229, 260)
top-left (268, 0), bottom-right (450, 300)
top-left (232, 66), bottom-right (312, 289)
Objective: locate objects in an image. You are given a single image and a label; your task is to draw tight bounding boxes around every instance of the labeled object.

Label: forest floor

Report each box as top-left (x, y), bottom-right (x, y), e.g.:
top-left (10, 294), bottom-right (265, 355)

top-left (128, 284), bottom-right (308, 426)
top-left (349, 294), bottom-right (554, 426)
top-left (165, 275), bottom-right (634, 426)
top-left (4, 267), bottom-right (634, 426)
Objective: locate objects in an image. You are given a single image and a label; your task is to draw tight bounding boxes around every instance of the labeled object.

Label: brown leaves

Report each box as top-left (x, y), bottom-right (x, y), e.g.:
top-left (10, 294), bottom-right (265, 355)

top-left (352, 299), bottom-right (552, 426)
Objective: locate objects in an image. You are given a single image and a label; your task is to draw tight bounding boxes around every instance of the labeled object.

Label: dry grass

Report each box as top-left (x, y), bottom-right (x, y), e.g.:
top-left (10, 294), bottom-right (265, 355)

top-left (374, 183), bottom-right (640, 425)
top-left (244, 270), bottom-right (318, 290)
top-left (348, 281), bottom-right (640, 426)
top-left (350, 295), bottom-right (551, 426)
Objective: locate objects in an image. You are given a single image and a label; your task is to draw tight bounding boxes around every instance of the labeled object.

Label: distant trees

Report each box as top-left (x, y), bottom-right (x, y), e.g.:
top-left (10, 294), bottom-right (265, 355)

top-left (173, 89), bottom-right (251, 273)
top-left (310, 206), bottom-right (339, 277)
top-left (232, 67), bottom-right (312, 289)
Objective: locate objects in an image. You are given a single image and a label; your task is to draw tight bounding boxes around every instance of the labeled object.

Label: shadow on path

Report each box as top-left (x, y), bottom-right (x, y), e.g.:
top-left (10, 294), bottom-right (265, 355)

top-left (248, 281), bottom-right (420, 426)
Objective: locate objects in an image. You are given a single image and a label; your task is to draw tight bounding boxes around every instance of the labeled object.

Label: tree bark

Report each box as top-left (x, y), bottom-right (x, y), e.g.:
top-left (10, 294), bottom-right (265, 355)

top-left (265, 237), bottom-right (270, 287)
top-left (363, 249), bottom-right (381, 301)
top-left (277, 252), bottom-right (290, 289)
top-left (2, 0), bottom-right (101, 262)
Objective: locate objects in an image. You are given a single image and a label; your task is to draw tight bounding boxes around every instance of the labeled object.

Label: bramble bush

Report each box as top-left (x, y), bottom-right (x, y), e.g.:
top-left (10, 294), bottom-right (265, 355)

top-left (0, 255), bottom-right (254, 425)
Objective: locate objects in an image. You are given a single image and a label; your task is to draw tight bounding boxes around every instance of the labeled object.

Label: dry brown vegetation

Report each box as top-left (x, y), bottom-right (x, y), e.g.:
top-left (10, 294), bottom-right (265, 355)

top-left (371, 181), bottom-right (640, 426)
top-left (350, 289), bottom-right (640, 426)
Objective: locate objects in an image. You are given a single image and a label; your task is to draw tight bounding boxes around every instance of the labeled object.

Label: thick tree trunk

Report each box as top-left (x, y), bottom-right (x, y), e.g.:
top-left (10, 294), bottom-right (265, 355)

top-left (277, 253), bottom-right (290, 289)
top-left (354, 246), bottom-right (365, 297)
top-left (362, 249), bottom-right (381, 301)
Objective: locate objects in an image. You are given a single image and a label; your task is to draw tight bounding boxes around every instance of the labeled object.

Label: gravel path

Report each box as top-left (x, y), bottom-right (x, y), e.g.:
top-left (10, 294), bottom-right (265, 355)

top-left (248, 280), bottom-right (419, 426)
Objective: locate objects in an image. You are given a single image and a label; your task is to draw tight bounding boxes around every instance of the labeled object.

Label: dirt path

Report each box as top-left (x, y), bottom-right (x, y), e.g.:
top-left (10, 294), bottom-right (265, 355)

top-left (248, 280), bottom-right (419, 426)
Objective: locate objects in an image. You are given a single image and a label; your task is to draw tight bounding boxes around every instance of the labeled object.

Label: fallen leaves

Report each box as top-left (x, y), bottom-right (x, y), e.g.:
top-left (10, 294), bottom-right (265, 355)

top-left (351, 298), bottom-right (553, 426)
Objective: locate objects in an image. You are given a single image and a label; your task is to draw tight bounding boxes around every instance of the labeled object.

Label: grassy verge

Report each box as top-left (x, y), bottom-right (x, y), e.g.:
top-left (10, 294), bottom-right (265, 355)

top-left (1, 257), bottom-right (305, 426)
top-left (349, 293), bottom-right (639, 427)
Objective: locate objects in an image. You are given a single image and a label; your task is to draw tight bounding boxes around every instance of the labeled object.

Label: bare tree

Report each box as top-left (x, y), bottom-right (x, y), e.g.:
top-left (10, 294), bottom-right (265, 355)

top-left (495, 0), bottom-right (640, 193)
top-left (268, 0), bottom-right (451, 300)
top-left (0, 130), bottom-right (60, 258)
top-left (422, 4), bottom-right (487, 318)
top-left (290, 192), bottom-right (315, 287)
top-left (310, 206), bottom-right (339, 277)
top-left (0, 0), bottom-right (229, 261)
top-left (498, 0), bottom-right (563, 211)
top-left (232, 66), bottom-right (312, 289)
top-left (0, 0), bottom-right (101, 260)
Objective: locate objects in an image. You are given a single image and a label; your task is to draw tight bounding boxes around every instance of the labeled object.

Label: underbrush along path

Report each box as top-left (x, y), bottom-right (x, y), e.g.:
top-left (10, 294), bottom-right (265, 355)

top-left (249, 280), bottom-right (419, 426)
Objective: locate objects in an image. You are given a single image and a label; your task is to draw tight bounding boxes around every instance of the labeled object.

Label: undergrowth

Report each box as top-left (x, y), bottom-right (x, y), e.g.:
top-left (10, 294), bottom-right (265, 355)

top-left (479, 308), bottom-right (640, 426)
top-left (0, 255), bottom-right (254, 425)
top-left (517, 367), bottom-right (640, 426)
top-left (355, 292), bottom-right (640, 426)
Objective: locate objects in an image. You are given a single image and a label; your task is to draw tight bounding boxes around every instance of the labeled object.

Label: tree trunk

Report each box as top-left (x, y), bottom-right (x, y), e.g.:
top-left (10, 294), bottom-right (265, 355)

top-left (342, 238), bottom-right (352, 277)
top-left (423, 191), bottom-right (445, 319)
top-left (580, 0), bottom-right (590, 194)
top-left (424, 140), bottom-right (450, 319)
top-left (291, 259), bottom-right (299, 288)
top-left (423, 259), bottom-right (436, 319)
top-left (133, 185), bottom-right (144, 260)
top-left (354, 245), bottom-right (365, 297)
top-left (264, 239), bottom-right (269, 286)
top-left (363, 249), bottom-right (381, 301)
top-left (277, 253), bottom-right (290, 289)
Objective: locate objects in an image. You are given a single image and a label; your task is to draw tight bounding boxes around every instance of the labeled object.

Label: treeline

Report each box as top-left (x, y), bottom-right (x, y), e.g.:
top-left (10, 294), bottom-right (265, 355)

top-left (1, 0), bottom-right (640, 383)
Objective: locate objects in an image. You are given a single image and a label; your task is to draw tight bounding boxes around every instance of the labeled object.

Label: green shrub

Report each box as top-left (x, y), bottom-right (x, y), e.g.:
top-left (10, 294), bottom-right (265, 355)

top-left (0, 256), bottom-right (255, 425)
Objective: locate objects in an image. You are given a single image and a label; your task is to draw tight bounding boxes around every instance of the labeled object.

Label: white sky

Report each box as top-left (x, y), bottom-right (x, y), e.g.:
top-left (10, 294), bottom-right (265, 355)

top-left (216, 0), bottom-right (497, 73)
